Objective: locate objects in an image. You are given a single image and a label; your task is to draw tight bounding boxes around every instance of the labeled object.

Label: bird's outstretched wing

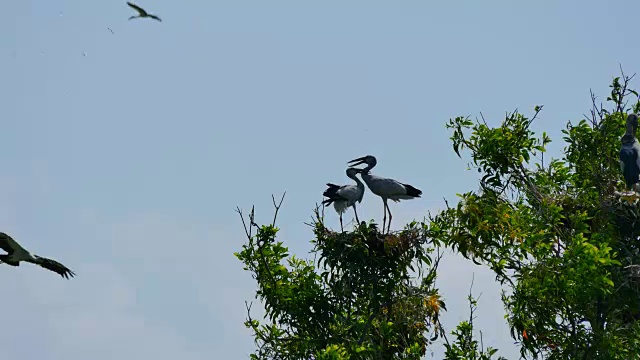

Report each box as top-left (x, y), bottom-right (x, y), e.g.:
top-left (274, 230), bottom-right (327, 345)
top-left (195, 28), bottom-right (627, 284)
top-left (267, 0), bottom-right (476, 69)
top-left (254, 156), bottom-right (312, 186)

top-left (127, 2), bottom-right (147, 16)
top-left (31, 256), bottom-right (76, 279)
top-left (149, 14), bottom-right (162, 22)
top-left (0, 232), bottom-right (27, 255)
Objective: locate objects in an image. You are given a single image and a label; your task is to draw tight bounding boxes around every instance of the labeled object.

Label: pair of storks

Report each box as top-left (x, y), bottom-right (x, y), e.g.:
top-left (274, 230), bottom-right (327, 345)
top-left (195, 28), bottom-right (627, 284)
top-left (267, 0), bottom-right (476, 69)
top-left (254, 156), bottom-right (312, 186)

top-left (322, 155), bottom-right (422, 233)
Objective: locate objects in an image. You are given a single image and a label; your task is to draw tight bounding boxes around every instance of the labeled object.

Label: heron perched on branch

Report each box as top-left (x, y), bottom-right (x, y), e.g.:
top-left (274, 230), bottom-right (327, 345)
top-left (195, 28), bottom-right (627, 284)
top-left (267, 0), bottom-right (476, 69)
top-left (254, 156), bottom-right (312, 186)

top-left (348, 155), bottom-right (421, 233)
top-left (127, 2), bottom-right (162, 22)
top-left (0, 232), bottom-right (76, 279)
top-left (322, 168), bottom-right (366, 231)
top-left (620, 113), bottom-right (640, 194)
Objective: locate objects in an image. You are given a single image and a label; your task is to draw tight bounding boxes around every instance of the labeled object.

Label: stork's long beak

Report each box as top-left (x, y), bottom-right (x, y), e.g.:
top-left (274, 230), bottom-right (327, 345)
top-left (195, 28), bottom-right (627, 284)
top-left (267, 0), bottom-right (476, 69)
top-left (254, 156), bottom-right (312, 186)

top-left (347, 156), bottom-right (368, 167)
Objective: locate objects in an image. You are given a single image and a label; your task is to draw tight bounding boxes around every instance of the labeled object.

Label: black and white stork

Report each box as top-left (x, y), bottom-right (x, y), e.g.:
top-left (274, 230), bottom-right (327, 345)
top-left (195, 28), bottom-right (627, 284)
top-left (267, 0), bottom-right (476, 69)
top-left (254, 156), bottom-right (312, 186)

top-left (127, 2), bottom-right (162, 22)
top-left (322, 167), bottom-right (366, 231)
top-left (348, 155), bottom-right (422, 233)
top-left (620, 113), bottom-right (640, 195)
top-left (0, 232), bottom-right (76, 279)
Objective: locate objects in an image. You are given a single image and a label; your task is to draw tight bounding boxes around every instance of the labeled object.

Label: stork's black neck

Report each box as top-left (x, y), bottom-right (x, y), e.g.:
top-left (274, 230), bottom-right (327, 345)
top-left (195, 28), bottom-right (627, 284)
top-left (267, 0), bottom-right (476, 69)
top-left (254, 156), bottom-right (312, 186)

top-left (623, 134), bottom-right (636, 143)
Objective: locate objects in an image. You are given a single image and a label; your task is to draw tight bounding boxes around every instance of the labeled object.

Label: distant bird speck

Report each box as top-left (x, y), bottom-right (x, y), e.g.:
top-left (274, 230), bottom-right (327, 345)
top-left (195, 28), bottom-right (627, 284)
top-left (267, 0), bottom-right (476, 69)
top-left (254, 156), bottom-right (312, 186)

top-left (127, 2), bottom-right (162, 22)
top-left (108, 28), bottom-right (114, 34)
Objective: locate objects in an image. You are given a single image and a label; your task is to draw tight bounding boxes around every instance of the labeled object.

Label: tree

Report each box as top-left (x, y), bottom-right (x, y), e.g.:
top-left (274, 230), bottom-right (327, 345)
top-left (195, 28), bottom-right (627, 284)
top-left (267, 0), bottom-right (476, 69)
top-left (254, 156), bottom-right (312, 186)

top-left (431, 70), bottom-right (640, 358)
top-left (235, 194), bottom-right (448, 359)
top-left (237, 71), bottom-right (640, 359)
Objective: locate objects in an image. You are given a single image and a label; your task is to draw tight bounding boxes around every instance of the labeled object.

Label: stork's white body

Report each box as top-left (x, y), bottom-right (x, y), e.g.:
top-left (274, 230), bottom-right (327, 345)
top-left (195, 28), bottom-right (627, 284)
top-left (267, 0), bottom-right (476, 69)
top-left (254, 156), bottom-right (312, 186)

top-left (359, 172), bottom-right (419, 201)
top-left (332, 183), bottom-right (365, 214)
top-left (322, 168), bottom-right (365, 230)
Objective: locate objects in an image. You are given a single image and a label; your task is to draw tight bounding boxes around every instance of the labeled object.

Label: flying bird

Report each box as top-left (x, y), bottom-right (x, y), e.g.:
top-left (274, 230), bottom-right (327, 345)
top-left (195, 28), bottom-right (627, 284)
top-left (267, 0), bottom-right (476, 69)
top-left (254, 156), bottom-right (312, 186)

top-left (348, 155), bottom-right (422, 233)
top-left (127, 2), bottom-right (162, 22)
top-left (322, 167), bottom-right (366, 231)
top-left (620, 113), bottom-right (640, 194)
top-left (0, 232), bottom-right (76, 279)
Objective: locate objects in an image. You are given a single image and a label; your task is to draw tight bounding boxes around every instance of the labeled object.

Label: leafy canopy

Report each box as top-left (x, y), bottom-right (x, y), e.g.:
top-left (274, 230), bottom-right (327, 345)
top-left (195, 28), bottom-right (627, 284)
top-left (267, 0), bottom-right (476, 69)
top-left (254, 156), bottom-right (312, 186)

top-left (237, 72), bottom-right (640, 359)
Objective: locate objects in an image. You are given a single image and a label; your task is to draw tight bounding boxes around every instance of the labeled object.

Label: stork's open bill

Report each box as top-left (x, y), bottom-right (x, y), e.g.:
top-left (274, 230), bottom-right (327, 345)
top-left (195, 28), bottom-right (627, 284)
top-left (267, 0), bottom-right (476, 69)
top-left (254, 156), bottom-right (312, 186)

top-left (127, 2), bottom-right (162, 22)
top-left (322, 167), bottom-right (366, 231)
top-left (348, 155), bottom-right (422, 233)
top-left (620, 113), bottom-right (640, 197)
top-left (0, 232), bottom-right (76, 279)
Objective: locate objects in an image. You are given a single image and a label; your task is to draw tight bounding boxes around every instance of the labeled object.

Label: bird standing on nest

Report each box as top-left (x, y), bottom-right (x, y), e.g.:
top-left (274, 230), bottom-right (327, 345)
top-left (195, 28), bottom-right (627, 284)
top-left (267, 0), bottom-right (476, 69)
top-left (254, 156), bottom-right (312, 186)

top-left (127, 2), bottom-right (162, 22)
top-left (322, 167), bottom-right (366, 231)
top-left (348, 155), bottom-right (422, 234)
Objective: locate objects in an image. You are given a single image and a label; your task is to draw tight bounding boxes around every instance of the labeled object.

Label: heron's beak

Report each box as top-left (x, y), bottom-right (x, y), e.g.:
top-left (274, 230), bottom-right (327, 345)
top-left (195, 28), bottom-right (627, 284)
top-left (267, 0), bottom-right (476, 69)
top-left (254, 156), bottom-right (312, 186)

top-left (347, 156), bottom-right (368, 167)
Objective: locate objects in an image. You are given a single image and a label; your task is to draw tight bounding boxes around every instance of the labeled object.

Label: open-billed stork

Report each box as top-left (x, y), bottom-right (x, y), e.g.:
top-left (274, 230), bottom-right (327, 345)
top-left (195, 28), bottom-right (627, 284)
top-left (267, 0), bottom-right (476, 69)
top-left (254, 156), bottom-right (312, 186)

top-left (620, 113), bottom-right (640, 195)
top-left (127, 2), bottom-right (162, 22)
top-left (322, 167), bottom-right (366, 231)
top-left (0, 232), bottom-right (76, 279)
top-left (348, 155), bottom-right (422, 233)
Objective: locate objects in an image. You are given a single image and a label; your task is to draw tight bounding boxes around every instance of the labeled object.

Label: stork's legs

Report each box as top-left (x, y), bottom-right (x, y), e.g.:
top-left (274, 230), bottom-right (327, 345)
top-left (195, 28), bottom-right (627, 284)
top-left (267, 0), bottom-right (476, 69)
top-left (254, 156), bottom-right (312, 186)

top-left (386, 202), bottom-right (393, 233)
top-left (382, 199), bottom-right (387, 233)
top-left (352, 205), bottom-right (360, 227)
top-left (382, 198), bottom-right (394, 233)
top-left (339, 214), bottom-right (344, 232)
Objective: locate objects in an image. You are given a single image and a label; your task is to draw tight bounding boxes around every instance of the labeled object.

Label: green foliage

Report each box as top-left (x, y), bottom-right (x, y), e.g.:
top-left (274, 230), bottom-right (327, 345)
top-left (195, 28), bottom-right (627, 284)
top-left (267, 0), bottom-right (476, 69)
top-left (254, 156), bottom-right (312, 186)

top-left (430, 72), bottom-right (640, 358)
top-left (237, 72), bottom-right (640, 360)
top-left (443, 290), bottom-right (507, 360)
top-left (236, 205), bottom-right (447, 359)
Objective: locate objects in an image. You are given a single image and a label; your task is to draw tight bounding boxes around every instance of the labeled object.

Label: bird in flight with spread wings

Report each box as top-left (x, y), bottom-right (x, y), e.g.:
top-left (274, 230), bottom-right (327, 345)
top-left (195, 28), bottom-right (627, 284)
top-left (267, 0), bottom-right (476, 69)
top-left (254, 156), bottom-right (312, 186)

top-left (0, 232), bottom-right (76, 279)
top-left (127, 2), bottom-right (162, 22)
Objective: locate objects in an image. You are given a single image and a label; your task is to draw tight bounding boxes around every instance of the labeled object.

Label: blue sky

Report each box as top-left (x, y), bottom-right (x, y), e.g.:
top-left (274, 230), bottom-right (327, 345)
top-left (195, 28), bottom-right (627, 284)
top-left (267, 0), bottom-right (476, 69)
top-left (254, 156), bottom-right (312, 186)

top-left (3, 1), bottom-right (640, 358)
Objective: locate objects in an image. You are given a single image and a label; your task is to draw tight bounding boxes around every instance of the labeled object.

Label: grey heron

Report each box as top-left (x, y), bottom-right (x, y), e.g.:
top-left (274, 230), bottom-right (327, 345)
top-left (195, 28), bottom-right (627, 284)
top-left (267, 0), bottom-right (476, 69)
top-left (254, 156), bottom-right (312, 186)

top-left (322, 168), bottom-right (366, 231)
top-left (0, 232), bottom-right (76, 279)
top-left (348, 155), bottom-right (422, 233)
top-left (620, 113), bottom-right (640, 194)
top-left (127, 2), bottom-right (162, 22)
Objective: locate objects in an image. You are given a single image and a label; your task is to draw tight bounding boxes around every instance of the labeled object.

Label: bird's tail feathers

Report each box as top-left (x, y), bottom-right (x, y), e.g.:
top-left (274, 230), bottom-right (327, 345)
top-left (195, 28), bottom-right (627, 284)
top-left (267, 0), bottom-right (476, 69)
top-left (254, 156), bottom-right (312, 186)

top-left (403, 183), bottom-right (422, 198)
top-left (322, 198), bottom-right (334, 206)
top-left (322, 183), bottom-right (341, 198)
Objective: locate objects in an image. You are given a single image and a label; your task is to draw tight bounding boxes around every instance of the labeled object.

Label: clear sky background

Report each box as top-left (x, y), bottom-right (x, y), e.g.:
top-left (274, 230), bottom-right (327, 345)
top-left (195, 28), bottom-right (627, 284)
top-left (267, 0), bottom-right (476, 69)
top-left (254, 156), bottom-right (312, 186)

top-left (3, 1), bottom-right (640, 359)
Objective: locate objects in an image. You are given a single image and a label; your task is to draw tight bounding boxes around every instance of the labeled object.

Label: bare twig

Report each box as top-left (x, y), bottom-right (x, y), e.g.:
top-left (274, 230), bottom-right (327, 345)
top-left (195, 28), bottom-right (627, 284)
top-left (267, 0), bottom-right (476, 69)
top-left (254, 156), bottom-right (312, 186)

top-left (479, 112), bottom-right (488, 126)
top-left (272, 192), bottom-right (286, 226)
top-left (236, 206), bottom-right (252, 239)
top-left (236, 205), bottom-right (258, 239)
